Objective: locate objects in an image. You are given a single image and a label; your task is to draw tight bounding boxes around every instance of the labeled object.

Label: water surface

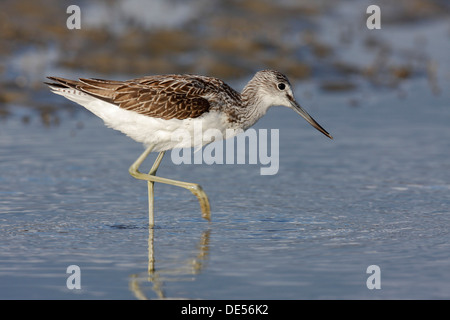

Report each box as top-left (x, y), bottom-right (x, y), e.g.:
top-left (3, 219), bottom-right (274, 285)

top-left (1, 0), bottom-right (449, 300)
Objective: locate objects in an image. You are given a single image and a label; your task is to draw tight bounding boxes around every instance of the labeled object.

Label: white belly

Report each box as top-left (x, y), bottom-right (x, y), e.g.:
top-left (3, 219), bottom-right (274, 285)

top-left (53, 88), bottom-right (241, 151)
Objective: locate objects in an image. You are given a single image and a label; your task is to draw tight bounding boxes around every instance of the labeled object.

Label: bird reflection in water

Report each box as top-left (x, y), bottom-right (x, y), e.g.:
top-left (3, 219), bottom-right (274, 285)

top-left (129, 228), bottom-right (211, 299)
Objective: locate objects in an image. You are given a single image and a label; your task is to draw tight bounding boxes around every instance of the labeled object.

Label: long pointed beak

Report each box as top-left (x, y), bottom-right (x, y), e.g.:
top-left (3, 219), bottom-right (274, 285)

top-left (289, 99), bottom-right (333, 139)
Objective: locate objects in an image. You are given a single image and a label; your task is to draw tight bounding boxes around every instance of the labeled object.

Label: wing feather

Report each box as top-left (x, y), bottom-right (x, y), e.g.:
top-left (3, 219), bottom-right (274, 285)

top-left (46, 74), bottom-right (238, 120)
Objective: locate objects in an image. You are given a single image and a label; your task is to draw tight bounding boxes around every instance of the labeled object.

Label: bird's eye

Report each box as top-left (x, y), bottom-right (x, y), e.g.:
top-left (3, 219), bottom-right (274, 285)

top-left (277, 83), bottom-right (286, 90)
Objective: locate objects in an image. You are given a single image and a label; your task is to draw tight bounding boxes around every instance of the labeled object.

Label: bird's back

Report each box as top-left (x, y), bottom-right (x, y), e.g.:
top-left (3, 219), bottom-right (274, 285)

top-left (46, 74), bottom-right (245, 150)
top-left (47, 74), bottom-right (241, 121)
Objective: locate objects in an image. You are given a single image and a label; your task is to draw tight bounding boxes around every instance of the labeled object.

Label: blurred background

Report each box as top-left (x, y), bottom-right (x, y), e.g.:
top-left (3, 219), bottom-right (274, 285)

top-left (1, 0), bottom-right (450, 300)
top-left (1, 0), bottom-right (448, 123)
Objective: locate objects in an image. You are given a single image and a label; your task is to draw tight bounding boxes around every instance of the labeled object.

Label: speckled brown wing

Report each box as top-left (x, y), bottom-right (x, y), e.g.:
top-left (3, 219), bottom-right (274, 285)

top-left (74, 75), bottom-right (220, 120)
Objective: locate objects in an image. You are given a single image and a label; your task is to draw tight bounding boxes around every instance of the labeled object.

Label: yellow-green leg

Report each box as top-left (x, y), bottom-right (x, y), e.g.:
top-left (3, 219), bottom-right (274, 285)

top-left (128, 145), bottom-right (211, 227)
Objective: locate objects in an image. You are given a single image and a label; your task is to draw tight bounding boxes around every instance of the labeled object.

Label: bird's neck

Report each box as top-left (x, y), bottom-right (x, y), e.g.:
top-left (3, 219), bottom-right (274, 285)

top-left (237, 82), bottom-right (272, 130)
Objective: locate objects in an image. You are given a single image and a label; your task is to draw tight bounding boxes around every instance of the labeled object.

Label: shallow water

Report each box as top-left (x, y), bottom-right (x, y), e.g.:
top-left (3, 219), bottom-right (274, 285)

top-left (1, 0), bottom-right (450, 300)
top-left (1, 76), bottom-right (449, 299)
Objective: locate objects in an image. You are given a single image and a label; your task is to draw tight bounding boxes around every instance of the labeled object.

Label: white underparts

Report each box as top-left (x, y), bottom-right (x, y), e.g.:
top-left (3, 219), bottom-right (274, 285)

top-left (50, 86), bottom-right (243, 151)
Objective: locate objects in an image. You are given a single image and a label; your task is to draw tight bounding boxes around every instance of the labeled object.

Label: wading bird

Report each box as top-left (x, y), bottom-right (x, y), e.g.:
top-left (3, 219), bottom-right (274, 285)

top-left (46, 70), bottom-right (332, 227)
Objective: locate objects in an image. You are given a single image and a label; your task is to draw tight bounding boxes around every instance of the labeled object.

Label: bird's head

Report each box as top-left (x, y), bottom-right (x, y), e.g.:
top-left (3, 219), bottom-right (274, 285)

top-left (252, 70), bottom-right (333, 139)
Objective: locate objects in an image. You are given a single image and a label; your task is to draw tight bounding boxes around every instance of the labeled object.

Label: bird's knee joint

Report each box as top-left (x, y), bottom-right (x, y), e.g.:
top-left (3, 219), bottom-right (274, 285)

top-left (128, 167), bottom-right (138, 177)
top-left (188, 183), bottom-right (204, 194)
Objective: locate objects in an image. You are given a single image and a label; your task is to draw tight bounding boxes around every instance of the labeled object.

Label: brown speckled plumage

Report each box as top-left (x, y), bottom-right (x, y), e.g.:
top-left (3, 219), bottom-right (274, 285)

top-left (47, 74), bottom-right (241, 121)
